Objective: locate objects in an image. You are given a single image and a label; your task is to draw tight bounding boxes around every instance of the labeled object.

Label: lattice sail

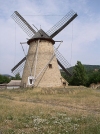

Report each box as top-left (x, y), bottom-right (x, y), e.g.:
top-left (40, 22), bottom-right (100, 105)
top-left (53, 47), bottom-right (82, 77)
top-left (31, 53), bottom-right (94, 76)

top-left (11, 57), bottom-right (26, 75)
top-left (11, 11), bottom-right (36, 38)
top-left (47, 10), bottom-right (78, 38)
top-left (54, 48), bottom-right (72, 76)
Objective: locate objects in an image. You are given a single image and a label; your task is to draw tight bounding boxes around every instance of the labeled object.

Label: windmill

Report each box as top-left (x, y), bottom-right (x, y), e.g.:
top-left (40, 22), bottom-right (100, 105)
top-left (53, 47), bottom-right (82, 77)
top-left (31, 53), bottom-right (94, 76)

top-left (11, 10), bottom-right (78, 88)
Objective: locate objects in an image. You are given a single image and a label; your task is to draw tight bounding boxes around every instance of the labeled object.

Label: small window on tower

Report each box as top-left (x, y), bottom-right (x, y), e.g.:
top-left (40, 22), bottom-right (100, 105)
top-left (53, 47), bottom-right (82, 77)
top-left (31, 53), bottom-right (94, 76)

top-left (49, 64), bottom-right (52, 68)
top-left (29, 79), bottom-right (33, 84)
top-left (63, 82), bottom-right (66, 86)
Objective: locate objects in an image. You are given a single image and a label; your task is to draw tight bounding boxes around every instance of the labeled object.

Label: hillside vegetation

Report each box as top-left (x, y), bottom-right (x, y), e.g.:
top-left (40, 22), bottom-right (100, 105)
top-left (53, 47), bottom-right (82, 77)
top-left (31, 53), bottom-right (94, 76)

top-left (67, 64), bottom-right (100, 73)
top-left (61, 62), bottom-right (100, 87)
top-left (0, 87), bottom-right (100, 134)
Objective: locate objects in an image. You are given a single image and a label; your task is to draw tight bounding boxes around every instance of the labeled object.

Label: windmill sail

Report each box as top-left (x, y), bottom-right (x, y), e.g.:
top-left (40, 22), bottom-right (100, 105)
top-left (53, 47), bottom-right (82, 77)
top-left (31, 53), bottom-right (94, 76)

top-left (11, 11), bottom-right (36, 38)
top-left (11, 57), bottom-right (26, 75)
top-left (54, 49), bottom-right (72, 77)
top-left (46, 10), bottom-right (77, 38)
top-left (57, 60), bottom-right (72, 76)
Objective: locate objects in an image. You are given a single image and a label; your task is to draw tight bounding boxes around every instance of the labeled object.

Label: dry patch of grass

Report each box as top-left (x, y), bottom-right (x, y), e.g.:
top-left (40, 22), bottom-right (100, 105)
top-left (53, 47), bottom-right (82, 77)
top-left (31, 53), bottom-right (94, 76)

top-left (0, 87), bottom-right (100, 134)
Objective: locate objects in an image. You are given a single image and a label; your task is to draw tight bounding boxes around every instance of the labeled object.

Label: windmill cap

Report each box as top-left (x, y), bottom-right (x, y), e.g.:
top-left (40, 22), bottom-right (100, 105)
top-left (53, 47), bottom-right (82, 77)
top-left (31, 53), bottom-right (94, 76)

top-left (27, 29), bottom-right (55, 45)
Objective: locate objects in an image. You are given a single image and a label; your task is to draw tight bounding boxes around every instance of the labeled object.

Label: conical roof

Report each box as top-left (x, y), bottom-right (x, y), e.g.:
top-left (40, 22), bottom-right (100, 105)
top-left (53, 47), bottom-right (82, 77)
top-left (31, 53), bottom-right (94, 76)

top-left (32, 29), bottom-right (51, 39)
top-left (27, 29), bottom-right (55, 44)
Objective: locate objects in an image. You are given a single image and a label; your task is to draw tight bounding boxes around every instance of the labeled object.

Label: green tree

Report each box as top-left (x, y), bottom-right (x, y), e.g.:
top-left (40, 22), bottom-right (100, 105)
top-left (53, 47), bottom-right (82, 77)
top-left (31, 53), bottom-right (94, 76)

top-left (15, 73), bottom-right (21, 80)
top-left (0, 75), bottom-right (3, 84)
top-left (69, 61), bottom-right (87, 86)
top-left (86, 71), bottom-right (100, 86)
top-left (0, 75), bottom-right (10, 84)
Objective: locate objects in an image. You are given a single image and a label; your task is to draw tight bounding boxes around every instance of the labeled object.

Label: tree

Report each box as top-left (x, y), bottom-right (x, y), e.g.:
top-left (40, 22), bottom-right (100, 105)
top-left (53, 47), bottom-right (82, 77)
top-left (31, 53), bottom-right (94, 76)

top-left (69, 61), bottom-right (87, 86)
top-left (0, 75), bottom-right (10, 84)
top-left (0, 75), bottom-right (3, 84)
top-left (15, 73), bottom-right (21, 80)
top-left (86, 70), bottom-right (100, 86)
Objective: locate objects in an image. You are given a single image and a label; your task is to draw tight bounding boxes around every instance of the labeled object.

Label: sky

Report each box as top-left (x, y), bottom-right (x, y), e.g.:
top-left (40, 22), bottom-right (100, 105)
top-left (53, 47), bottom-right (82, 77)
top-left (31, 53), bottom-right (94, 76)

top-left (0, 0), bottom-right (100, 76)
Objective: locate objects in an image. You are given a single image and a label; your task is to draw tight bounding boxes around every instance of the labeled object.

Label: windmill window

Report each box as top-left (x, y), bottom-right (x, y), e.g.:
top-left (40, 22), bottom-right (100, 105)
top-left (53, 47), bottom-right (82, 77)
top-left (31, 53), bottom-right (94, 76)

top-left (49, 64), bottom-right (52, 68)
top-left (29, 79), bottom-right (33, 84)
top-left (63, 82), bottom-right (66, 86)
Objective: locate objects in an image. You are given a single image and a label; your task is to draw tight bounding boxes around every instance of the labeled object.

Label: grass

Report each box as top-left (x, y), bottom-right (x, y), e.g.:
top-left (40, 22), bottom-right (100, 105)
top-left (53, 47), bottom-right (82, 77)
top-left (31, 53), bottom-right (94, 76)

top-left (0, 87), bottom-right (100, 134)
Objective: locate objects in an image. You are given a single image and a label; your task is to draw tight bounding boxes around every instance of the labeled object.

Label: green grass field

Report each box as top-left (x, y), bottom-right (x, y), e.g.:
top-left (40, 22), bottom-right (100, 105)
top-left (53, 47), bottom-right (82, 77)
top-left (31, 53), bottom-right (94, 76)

top-left (0, 87), bottom-right (100, 134)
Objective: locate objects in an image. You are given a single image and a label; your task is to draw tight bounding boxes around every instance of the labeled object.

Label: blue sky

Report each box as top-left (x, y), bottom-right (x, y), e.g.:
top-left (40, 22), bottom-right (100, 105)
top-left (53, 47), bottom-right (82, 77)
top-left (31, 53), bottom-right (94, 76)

top-left (0, 0), bottom-right (100, 75)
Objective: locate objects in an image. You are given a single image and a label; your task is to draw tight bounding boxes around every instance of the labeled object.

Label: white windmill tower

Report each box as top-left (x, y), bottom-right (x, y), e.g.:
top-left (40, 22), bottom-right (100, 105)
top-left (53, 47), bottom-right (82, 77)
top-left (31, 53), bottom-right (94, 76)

top-left (11, 10), bottom-right (77, 88)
